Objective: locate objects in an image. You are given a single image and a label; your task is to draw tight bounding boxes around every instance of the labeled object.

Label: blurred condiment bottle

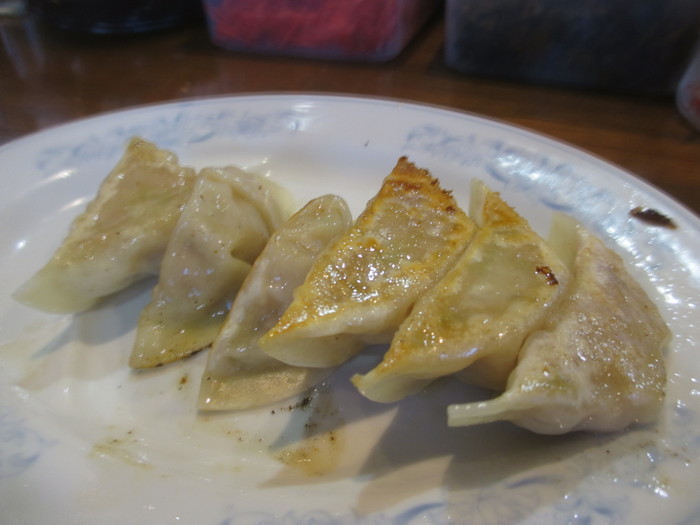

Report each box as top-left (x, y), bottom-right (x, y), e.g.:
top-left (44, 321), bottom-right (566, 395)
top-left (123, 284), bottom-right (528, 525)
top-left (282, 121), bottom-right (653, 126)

top-left (31, 0), bottom-right (201, 33)
top-left (677, 42), bottom-right (700, 130)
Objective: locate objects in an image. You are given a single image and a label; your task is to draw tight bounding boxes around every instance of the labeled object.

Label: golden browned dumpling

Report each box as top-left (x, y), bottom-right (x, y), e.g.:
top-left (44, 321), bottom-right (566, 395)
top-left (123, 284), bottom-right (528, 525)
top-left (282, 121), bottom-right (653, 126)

top-left (14, 137), bottom-right (196, 313)
top-left (352, 181), bottom-right (571, 402)
top-left (259, 157), bottom-right (476, 368)
top-left (198, 195), bottom-right (352, 411)
top-left (448, 215), bottom-right (669, 434)
top-left (129, 166), bottom-right (292, 369)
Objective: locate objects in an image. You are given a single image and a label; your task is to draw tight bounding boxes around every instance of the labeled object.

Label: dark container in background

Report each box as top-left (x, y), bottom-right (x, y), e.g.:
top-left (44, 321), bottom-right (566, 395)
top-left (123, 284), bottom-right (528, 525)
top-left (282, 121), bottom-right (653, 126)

top-left (32, 0), bottom-right (202, 34)
top-left (445, 0), bottom-right (700, 95)
top-left (201, 0), bottom-right (442, 62)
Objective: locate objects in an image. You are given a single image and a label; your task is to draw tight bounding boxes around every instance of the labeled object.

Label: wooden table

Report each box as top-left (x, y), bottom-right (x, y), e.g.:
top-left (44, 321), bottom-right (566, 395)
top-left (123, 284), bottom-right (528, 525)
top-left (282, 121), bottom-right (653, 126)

top-left (2, 9), bottom-right (699, 215)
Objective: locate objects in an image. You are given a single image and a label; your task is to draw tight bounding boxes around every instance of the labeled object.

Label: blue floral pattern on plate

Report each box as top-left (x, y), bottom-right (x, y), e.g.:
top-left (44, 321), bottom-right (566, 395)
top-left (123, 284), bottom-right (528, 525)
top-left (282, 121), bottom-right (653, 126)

top-left (0, 405), bottom-right (51, 478)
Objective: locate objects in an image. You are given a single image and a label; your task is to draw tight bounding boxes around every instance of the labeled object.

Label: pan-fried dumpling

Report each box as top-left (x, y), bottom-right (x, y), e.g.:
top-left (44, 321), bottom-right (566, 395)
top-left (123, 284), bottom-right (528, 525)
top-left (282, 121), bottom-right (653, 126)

top-left (14, 137), bottom-right (196, 313)
top-left (129, 166), bottom-right (292, 368)
top-left (352, 181), bottom-right (571, 402)
top-left (448, 215), bottom-right (669, 434)
top-left (198, 195), bottom-right (353, 411)
top-left (259, 157), bottom-right (476, 368)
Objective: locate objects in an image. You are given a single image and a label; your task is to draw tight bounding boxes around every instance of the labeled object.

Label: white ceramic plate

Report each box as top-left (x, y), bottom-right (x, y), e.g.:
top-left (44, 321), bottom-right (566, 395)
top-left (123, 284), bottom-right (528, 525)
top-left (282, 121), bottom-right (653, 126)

top-left (1, 94), bottom-right (699, 525)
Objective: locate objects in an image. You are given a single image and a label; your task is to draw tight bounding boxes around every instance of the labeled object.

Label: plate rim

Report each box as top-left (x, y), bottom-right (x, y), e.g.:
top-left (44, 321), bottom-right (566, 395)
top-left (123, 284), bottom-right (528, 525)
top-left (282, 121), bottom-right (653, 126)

top-left (2, 91), bottom-right (696, 227)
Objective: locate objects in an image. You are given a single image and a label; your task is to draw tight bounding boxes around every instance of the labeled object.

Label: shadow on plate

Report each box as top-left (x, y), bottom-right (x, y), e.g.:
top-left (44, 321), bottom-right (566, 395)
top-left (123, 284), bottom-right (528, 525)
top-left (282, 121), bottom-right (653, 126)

top-left (258, 345), bottom-right (648, 522)
top-left (16, 278), bottom-right (155, 390)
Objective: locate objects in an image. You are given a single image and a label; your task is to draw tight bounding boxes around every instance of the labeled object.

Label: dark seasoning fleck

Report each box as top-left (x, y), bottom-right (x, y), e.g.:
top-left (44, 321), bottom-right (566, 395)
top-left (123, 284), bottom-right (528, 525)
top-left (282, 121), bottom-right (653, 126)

top-left (535, 265), bottom-right (559, 286)
top-left (177, 373), bottom-right (189, 390)
top-left (630, 206), bottom-right (677, 229)
top-left (271, 393), bottom-right (316, 414)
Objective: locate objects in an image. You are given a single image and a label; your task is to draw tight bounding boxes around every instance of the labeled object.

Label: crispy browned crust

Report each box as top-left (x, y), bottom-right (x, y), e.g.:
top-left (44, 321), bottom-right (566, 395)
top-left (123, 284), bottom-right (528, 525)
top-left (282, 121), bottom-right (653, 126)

top-left (378, 156), bottom-right (462, 215)
top-left (259, 157), bottom-right (476, 367)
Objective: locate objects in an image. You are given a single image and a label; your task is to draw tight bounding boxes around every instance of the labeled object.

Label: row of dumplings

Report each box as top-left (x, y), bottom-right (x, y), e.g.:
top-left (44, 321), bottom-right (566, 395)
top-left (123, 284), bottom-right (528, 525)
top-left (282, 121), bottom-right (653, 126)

top-left (15, 138), bottom-right (670, 435)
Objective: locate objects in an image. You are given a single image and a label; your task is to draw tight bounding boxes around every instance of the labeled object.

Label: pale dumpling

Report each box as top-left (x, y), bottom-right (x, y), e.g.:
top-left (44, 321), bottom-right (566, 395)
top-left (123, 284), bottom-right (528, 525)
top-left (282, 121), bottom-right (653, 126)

top-left (259, 157), bottom-right (476, 368)
top-left (129, 166), bottom-right (292, 368)
top-left (14, 137), bottom-right (196, 313)
top-left (447, 215), bottom-right (669, 434)
top-left (352, 180), bottom-right (571, 402)
top-left (198, 195), bottom-right (353, 411)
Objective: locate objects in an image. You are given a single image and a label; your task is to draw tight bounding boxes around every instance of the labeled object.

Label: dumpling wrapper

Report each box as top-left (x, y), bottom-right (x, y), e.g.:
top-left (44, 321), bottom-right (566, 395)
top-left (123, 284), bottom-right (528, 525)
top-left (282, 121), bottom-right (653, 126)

top-left (129, 166), bottom-right (292, 368)
top-left (448, 215), bottom-right (669, 434)
top-left (198, 195), bottom-right (353, 411)
top-left (259, 157), bottom-right (476, 368)
top-left (14, 137), bottom-right (196, 313)
top-left (352, 180), bottom-right (571, 402)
